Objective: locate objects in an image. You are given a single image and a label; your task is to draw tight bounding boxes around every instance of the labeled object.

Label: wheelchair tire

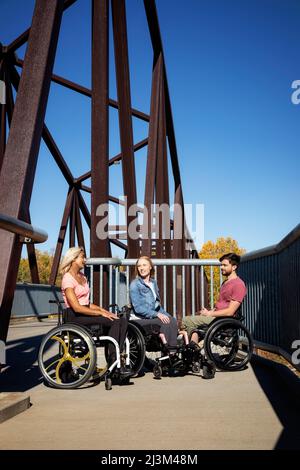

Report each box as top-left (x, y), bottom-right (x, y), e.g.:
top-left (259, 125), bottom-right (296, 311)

top-left (202, 361), bottom-right (216, 379)
top-left (204, 319), bottom-right (253, 371)
top-left (126, 323), bottom-right (146, 375)
top-left (105, 377), bottom-right (112, 390)
top-left (38, 323), bottom-right (97, 389)
top-left (191, 361), bottom-right (201, 374)
top-left (153, 364), bottom-right (162, 379)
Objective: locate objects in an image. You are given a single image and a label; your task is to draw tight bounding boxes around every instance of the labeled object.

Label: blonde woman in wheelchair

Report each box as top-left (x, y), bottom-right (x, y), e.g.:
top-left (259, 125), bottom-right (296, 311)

top-left (60, 246), bottom-right (133, 379)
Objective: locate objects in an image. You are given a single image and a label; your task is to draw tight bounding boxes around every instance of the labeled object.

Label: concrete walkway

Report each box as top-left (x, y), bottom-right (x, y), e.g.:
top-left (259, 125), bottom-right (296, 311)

top-left (0, 319), bottom-right (298, 450)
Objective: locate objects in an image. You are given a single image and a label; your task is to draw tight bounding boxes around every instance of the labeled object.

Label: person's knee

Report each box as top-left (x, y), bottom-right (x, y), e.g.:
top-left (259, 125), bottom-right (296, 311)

top-left (182, 316), bottom-right (194, 328)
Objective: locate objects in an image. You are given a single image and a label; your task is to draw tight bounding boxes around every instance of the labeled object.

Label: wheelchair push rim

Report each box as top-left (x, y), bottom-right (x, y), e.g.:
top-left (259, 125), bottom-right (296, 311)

top-left (126, 323), bottom-right (146, 375)
top-left (38, 323), bottom-right (97, 389)
top-left (204, 319), bottom-right (253, 371)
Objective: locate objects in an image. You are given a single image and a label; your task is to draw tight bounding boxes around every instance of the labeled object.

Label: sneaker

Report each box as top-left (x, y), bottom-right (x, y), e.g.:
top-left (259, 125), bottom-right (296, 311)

top-left (119, 366), bottom-right (134, 378)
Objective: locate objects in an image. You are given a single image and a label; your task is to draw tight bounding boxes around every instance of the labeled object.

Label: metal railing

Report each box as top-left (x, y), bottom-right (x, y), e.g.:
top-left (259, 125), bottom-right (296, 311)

top-left (239, 223), bottom-right (300, 368)
top-left (85, 258), bottom-right (221, 318)
top-left (0, 212), bottom-right (48, 243)
top-left (0, 213), bottom-right (48, 365)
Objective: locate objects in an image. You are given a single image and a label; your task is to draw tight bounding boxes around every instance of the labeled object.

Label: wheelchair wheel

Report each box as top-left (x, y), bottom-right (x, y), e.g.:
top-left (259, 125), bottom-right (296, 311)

top-left (204, 319), bottom-right (253, 371)
top-left (126, 323), bottom-right (146, 375)
top-left (38, 323), bottom-right (97, 389)
top-left (153, 364), bottom-right (162, 379)
top-left (202, 360), bottom-right (216, 379)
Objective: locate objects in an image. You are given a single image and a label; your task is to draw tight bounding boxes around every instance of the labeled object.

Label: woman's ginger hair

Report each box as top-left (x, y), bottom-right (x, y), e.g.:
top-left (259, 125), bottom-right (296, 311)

top-left (135, 255), bottom-right (155, 278)
top-left (60, 246), bottom-right (85, 275)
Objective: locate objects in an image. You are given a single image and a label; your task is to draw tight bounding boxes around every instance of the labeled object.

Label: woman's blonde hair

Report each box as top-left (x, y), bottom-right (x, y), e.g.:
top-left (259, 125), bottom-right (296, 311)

top-left (60, 246), bottom-right (85, 275)
top-left (135, 255), bottom-right (155, 278)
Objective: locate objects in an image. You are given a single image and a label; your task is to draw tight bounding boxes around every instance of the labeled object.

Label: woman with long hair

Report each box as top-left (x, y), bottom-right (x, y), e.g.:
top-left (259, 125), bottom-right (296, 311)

top-left (129, 255), bottom-right (179, 350)
top-left (60, 246), bottom-right (132, 378)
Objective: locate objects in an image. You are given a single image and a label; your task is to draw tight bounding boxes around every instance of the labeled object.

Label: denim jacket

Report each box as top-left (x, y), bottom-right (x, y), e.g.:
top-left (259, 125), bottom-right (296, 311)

top-left (129, 277), bottom-right (167, 319)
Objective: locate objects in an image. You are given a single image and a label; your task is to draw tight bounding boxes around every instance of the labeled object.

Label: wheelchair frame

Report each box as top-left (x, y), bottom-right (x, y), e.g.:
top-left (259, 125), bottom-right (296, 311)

top-left (38, 300), bottom-right (144, 390)
top-left (129, 312), bottom-right (253, 380)
top-left (38, 301), bottom-right (253, 389)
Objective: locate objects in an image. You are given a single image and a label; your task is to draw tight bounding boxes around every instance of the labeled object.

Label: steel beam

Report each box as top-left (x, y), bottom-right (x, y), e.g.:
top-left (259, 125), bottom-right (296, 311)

top-left (112, 0), bottom-right (138, 258)
top-left (9, 62), bottom-right (75, 188)
top-left (49, 188), bottom-right (74, 285)
top-left (0, 60), bottom-right (6, 173)
top-left (15, 58), bottom-right (150, 122)
top-left (91, 0), bottom-right (110, 305)
top-left (7, 0), bottom-right (78, 53)
top-left (142, 53), bottom-right (162, 256)
top-left (76, 137), bottom-right (149, 184)
top-left (0, 0), bottom-right (64, 344)
top-left (24, 210), bottom-right (40, 284)
top-left (74, 190), bottom-right (86, 252)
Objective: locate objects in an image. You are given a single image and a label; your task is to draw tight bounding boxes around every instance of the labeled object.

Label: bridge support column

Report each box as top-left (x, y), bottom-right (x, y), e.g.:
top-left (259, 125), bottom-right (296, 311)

top-left (0, 0), bottom-right (64, 347)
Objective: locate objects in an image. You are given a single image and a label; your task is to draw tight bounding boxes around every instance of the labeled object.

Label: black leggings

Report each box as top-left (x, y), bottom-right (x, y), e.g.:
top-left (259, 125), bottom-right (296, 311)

top-left (65, 308), bottom-right (128, 365)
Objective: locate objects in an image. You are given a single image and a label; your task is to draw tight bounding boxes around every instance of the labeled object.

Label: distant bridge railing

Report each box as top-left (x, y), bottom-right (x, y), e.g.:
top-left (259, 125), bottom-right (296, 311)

top-left (0, 213), bottom-right (48, 365)
top-left (85, 258), bottom-right (222, 318)
top-left (239, 223), bottom-right (300, 369)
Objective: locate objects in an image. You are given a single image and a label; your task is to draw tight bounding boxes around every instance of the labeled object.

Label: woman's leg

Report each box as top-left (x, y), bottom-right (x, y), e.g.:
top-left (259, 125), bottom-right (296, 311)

top-left (159, 316), bottom-right (178, 348)
top-left (65, 309), bottom-right (125, 366)
top-left (105, 315), bottom-right (128, 364)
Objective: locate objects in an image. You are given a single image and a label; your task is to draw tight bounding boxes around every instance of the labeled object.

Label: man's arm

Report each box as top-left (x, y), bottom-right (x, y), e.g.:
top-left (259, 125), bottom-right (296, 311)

top-left (201, 300), bottom-right (241, 317)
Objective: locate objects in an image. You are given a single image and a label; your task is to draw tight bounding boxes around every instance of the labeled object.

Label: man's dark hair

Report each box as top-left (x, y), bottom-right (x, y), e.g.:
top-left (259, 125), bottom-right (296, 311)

top-left (219, 252), bottom-right (241, 267)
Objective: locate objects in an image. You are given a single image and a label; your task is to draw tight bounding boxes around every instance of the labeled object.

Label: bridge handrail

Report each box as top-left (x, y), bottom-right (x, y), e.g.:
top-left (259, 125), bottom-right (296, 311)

top-left (86, 258), bottom-right (221, 267)
top-left (0, 212), bottom-right (48, 243)
top-left (85, 257), bottom-right (221, 317)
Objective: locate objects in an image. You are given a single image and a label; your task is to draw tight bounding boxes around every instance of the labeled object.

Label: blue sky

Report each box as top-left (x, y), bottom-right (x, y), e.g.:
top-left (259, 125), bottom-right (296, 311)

top-left (1, 0), bottom-right (300, 256)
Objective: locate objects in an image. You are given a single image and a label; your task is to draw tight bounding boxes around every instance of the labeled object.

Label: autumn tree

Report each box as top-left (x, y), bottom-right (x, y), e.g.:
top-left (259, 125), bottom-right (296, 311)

top-left (17, 249), bottom-right (62, 286)
top-left (199, 237), bottom-right (246, 304)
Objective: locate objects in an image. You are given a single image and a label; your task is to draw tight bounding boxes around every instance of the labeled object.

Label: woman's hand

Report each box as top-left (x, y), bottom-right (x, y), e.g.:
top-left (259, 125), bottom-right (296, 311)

top-left (99, 309), bottom-right (119, 321)
top-left (157, 313), bottom-right (170, 324)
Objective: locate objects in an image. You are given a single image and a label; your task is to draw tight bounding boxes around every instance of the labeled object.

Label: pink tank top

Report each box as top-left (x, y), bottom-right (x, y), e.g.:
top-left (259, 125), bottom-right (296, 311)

top-left (61, 272), bottom-right (90, 308)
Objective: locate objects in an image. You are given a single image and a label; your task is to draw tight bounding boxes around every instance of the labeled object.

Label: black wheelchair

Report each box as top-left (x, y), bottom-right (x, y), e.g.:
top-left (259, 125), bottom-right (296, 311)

top-left (128, 309), bottom-right (253, 380)
top-left (38, 302), bottom-right (253, 388)
top-left (38, 301), bottom-right (145, 390)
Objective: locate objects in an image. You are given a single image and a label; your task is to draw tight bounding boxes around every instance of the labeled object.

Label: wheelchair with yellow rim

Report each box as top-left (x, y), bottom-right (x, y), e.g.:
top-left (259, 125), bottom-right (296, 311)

top-left (38, 301), bottom-right (145, 390)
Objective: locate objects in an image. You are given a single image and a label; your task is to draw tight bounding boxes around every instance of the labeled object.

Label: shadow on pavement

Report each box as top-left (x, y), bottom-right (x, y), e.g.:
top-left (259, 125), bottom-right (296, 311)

top-left (0, 334), bottom-right (44, 392)
top-left (251, 354), bottom-right (300, 450)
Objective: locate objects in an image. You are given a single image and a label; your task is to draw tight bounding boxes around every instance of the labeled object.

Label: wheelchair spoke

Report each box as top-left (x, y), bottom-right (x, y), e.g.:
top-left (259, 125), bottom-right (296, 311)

top-left (45, 357), bottom-right (60, 372)
top-left (70, 352), bottom-right (91, 364)
top-left (55, 357), bottom-right (66, 384)
top-left (51, 334), bottom-right (69, 355)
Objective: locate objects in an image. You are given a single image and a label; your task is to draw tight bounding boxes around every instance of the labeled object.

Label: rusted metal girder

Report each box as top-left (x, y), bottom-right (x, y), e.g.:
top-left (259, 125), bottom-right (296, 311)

top-left (155, 64), bottom-right (173, 313)
top-left (49, 188), bottom-right (74, 285)
top-left (0, 59), bottom-right (6, 173)
top-left (24, 210), bottom-right (40, 285)
top-left (6, 0), bottom-right (78, 54)
top-left (0, 0), bottom-right (64, 344)
top-left (0, 0), bottom-right (199, 329)
top-left (142, 53), bottom-right (163, 256)
top-left (144, 0), bottom-right (197, 321)
top-left (15, 58), bottom-right (151, 122)
top-left (112, 0), bottom-right (139, 259)
top-left (91, 0), bottom-right (110, 305)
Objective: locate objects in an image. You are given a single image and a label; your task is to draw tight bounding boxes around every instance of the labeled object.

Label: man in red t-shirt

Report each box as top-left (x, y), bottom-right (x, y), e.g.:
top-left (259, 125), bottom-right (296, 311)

top-left (182, 252), bottom-right (247, 345)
